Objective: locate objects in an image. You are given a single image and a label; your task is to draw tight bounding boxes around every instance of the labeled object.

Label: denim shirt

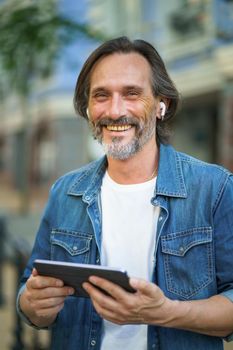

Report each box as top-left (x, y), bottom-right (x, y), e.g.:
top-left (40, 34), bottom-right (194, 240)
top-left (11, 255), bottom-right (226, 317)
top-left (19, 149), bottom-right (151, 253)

top-left (18, 144), bottom-right (233, 350)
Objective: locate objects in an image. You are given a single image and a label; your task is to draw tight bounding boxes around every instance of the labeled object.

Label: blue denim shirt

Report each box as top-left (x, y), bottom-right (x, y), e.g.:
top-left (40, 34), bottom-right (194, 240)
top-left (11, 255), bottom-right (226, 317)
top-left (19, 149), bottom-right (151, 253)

top-left (18, 144), bottom-right (233, 350)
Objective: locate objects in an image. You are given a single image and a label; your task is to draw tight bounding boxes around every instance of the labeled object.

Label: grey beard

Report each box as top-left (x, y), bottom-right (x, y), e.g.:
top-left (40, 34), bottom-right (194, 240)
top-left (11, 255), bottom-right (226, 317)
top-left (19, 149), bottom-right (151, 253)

top-left (102, 136), bottom-right (140, 160)
top-left (90, 115), bottom-right (156, 160)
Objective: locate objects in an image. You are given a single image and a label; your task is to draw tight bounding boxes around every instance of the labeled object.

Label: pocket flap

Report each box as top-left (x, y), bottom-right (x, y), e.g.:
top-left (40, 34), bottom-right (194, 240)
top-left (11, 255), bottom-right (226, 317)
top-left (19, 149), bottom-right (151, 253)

top-left (161, 227), bottom-right (212, 257)
top-left (51, 229), bottom-right (92, 256)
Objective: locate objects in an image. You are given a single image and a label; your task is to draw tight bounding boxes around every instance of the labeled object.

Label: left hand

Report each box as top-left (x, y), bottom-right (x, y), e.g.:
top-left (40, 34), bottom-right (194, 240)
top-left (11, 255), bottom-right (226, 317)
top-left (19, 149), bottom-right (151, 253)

top-left (82, 276), bottom-right (176, 325)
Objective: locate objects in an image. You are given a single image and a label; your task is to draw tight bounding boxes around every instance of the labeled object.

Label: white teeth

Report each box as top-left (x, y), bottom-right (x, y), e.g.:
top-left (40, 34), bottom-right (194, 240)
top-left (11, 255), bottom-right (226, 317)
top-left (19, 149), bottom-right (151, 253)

top-left (106, 125), bottom-right (132, 131)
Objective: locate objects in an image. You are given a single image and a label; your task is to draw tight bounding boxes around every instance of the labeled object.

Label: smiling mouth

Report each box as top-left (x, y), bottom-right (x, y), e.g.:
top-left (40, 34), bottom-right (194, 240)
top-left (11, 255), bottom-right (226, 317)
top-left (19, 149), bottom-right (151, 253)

top-left (106, 125), bottom-right (132, 132)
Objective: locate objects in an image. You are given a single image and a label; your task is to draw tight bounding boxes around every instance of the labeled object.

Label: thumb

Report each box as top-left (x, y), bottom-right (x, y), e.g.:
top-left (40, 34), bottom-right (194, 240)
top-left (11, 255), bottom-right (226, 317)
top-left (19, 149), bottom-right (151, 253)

top-left (32, 268), bottom-right (38, 276)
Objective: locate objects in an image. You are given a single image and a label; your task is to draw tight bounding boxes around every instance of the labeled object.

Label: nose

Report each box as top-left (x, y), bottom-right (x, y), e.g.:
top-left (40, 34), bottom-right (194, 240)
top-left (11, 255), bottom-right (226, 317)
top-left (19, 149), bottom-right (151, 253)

top-left (107, 94), bottom-right (126, 119)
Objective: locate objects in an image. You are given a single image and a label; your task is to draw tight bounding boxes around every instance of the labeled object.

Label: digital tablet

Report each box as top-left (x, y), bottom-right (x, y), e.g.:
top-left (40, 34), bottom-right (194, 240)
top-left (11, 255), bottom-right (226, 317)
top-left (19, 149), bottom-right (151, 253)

top-left (33, 259), bottom-right (136, 298)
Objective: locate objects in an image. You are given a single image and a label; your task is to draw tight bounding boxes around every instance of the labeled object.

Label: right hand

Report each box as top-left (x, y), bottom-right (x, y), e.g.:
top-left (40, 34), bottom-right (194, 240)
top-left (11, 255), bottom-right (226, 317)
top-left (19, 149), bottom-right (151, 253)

top-left (20, 268), bottom-right (74, 327)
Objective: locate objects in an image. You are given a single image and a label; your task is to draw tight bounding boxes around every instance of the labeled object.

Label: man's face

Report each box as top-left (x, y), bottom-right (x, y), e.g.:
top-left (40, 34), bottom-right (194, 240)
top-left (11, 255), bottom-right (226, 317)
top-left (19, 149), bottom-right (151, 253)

top-left (88, 52), bottom-right (159, 160)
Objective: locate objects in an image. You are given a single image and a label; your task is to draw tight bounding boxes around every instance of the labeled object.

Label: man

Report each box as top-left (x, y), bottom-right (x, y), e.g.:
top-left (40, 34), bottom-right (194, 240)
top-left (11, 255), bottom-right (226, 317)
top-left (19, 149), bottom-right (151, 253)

top-left (17, 37), bottom-right (233, 350)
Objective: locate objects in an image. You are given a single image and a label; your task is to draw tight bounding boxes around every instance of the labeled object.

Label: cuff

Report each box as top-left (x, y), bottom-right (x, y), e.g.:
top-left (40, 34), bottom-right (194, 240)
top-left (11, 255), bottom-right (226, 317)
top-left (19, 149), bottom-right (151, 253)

top-left (220, 289), bottom-right (233, 303)
top-left (220, 290), bottom-right (233, 342)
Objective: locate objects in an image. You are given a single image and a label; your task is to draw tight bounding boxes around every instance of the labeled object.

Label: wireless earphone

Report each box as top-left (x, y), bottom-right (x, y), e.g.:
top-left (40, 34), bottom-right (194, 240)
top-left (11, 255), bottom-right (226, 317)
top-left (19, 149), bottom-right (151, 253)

top-left (86, 108), bottom-right (89, 119)
top-left (160, 101), bottom-right (166, 118)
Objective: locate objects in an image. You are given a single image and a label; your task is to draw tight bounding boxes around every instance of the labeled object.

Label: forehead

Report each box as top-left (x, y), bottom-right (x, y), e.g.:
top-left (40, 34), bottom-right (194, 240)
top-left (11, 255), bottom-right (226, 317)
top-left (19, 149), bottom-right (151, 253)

top-left (89, 52), bottom-right (152, 89)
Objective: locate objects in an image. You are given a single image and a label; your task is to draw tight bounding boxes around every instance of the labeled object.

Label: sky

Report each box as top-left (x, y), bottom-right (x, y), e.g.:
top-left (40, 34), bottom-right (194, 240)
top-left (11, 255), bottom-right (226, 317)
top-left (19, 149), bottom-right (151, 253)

top-left (54, 0), bottom-right (100, 93)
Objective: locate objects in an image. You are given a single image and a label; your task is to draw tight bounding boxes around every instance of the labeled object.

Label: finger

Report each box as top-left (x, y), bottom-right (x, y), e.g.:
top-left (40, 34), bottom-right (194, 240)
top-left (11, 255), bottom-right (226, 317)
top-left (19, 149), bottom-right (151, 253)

top-left (25, 280), bottom-right (74, 306)
top-left (88, 276), bottom-right (130, 300)
top-left (91, 301), bottom-right (132, 324)
top-left (28, 274), bottom-right (64, 290)
top-left (83, 282), bottom-right (118, 310)
top-left (83, 281), bottom-right (116, 304)
top-left (83, 283), bottom-right (143, 324)
top-left (35, 286), bottom-right (75, 300)
top-left (33, 301), bottom-right (65, 319)
top-left (83, 281), bottom-right (144, 325)
top-left (33, 295), bottom-right (67, 309)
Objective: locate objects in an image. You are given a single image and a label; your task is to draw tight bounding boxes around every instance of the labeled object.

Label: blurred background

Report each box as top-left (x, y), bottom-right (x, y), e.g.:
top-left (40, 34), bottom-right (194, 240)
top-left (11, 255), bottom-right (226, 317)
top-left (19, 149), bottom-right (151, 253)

top-left (0, 0), bottom-right (233, 349)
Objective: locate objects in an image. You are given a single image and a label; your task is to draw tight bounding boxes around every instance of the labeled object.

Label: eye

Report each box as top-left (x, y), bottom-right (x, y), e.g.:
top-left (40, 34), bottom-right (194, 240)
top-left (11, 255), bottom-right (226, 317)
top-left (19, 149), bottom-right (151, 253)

top-left (93, 92), bottom-right (109, 101)
top-left (125, 90), bottom-right (140, 99)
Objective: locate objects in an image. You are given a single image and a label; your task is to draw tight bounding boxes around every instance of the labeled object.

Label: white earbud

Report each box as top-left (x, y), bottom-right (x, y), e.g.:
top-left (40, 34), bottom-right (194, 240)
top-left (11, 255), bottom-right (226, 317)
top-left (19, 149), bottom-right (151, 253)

top-left (160, 101), bottom-right (166, 118)
top-left (86, 108), bottom-right (89, 119)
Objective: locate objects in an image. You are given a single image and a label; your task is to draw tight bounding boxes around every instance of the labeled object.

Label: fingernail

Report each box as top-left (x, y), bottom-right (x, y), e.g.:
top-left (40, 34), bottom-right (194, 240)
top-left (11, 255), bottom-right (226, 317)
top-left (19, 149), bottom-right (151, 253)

top-left (89, 276), bottom-right (97, 284)
top-left (130, 278), bottom-right (138, 288)
top-left (82, 282), bottom-right (88, 289)
top-left (68, 288), bottom-right (74, 295)
top-left (56, 280), bottom-right (63, 287)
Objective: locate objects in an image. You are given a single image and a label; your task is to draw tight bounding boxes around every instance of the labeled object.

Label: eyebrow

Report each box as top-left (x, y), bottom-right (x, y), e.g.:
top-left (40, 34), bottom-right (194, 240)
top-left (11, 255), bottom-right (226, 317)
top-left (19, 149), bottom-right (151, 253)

top-left (90, 87), bottom-right (108, 95)
top-left (90, 85), bottom-right (144, 95)
top-left (122, 85), bottom-right (143, 93)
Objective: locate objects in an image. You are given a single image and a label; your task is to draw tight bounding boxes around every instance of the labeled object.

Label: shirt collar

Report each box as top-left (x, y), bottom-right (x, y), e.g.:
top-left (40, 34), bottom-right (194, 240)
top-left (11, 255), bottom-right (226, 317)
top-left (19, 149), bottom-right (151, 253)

top-left (67, 143), bottom-right (187, 201)
top-left (156, 144), bottom-right (187, 198)
top-left (67, 156), bottom-right (107, 202)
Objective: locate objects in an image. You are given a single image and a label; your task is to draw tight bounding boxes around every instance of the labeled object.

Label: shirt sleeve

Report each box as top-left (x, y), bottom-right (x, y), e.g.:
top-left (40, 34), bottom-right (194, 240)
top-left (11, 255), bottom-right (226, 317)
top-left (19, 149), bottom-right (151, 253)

top-left (16, 187), bottom-right (56, 329)
top-left (214, 174), bottom-right (233, 342)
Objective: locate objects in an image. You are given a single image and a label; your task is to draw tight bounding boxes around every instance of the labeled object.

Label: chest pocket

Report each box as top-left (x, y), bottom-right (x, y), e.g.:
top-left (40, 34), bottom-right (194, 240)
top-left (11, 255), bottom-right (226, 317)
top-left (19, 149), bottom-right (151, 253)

top-left (51, 229), bottom-right (92, 264)
top-left (161, 227), bottom-right (213, 299)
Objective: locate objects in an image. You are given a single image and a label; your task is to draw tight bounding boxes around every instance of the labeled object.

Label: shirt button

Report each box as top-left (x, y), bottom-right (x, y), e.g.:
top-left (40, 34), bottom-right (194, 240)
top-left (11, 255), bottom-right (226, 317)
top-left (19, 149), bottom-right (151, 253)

top-left (159, 216), bottom-right (163, 221)
top-left (179, 246), bottom-right (184, 253)
top-left (91, 340), bottom-right (96, 346)
top-left (73, 246), bottom-right (78, 251)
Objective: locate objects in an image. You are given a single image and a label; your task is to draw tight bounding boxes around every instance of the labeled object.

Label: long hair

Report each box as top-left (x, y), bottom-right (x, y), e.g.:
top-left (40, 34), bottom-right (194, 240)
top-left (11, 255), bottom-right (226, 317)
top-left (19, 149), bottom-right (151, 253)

top-left (73, 36), bottom-right (180, 144)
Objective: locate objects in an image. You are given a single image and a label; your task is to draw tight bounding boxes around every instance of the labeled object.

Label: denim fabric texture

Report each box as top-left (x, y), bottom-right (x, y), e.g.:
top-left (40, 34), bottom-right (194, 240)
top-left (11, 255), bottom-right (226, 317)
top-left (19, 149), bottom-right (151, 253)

top-left (17, 144), bottom-right (233, 350)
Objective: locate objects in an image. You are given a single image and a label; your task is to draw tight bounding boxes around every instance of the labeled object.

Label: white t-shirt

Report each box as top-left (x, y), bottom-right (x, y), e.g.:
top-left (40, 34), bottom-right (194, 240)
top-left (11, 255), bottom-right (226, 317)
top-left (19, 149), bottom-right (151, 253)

top-left (100, 172), bottom-right (160, 350)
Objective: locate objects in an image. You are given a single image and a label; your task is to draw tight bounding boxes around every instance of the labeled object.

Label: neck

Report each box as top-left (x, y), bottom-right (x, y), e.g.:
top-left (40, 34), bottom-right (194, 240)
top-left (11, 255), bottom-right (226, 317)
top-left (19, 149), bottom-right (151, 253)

top-left (107, 139), bottom-right (159, 185)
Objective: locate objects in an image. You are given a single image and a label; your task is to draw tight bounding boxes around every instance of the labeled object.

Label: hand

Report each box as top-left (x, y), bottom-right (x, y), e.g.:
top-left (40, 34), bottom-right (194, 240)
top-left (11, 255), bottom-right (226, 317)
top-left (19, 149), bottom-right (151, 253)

top-left (83, 276), bottom-right (176, 326)
top-left (20, 268), bottom-right (74, 327)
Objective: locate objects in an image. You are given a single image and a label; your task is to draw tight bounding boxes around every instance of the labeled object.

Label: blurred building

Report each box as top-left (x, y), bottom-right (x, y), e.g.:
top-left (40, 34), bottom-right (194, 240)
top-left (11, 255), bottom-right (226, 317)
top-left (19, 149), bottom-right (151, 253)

top-left (0, 0), bottom-right (99, 211)
top-left (87, 0), bottom-right (233, 170)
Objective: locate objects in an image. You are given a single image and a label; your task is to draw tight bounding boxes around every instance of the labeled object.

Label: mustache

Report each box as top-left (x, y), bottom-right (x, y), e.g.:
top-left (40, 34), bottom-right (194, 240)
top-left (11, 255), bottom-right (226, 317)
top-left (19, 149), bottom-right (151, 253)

top-left (94, 116), bottom-right (140, 128)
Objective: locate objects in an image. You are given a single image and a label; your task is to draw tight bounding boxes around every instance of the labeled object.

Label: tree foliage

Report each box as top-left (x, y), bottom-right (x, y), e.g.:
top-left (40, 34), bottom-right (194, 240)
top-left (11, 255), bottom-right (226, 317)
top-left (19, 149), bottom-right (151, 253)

top-left (0, 0), bottom-right (105, 97)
